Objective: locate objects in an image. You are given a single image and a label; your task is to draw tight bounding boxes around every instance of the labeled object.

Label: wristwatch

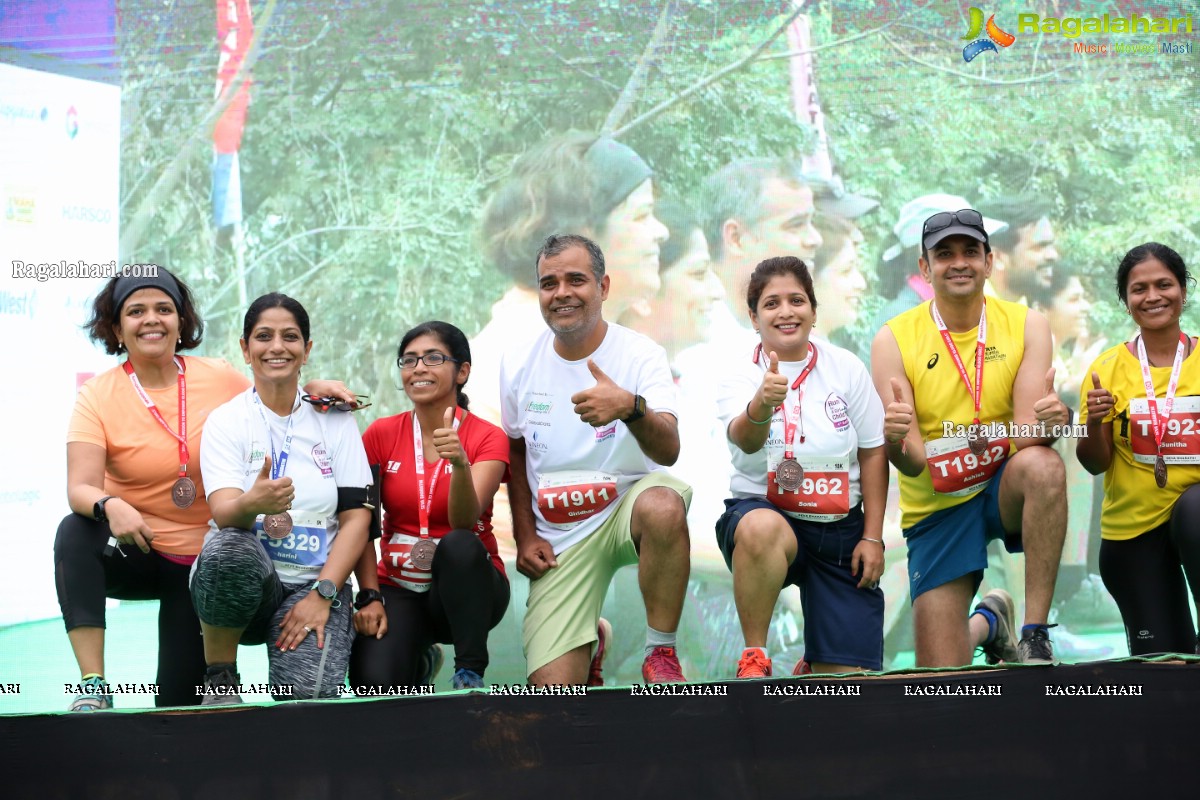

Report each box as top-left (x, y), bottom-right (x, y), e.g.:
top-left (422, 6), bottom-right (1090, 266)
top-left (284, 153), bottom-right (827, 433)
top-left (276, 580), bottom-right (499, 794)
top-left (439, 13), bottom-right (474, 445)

top-left (354, 588), bottom-right (384, 610)
top-left (623, 394), bottom-right (647, 424)
top-left (312, 579), bottom-right (338, 602)
top-left (93, 496), bottom-right (114, 522)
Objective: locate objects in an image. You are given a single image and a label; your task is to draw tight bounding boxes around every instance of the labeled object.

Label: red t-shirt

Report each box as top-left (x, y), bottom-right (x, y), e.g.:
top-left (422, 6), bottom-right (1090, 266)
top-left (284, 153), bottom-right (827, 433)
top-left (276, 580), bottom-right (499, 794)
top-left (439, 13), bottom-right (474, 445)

top-left (362, 410), bottom-right (509, 580)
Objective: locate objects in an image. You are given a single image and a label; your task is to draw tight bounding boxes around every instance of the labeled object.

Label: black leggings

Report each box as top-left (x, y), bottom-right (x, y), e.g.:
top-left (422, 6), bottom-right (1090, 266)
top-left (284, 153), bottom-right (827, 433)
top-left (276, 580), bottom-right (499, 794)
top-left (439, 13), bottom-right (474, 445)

top-left (53, 513), bottom-right (206, 707)
top-left (349, 529), bottom-right (509, 688)
top-left (1100, 484), bottom-right (1200, 656)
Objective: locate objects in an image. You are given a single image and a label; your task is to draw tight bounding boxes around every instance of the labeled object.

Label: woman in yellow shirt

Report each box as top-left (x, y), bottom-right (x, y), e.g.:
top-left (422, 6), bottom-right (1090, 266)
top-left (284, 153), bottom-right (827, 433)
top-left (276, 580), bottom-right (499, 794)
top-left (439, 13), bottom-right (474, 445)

top-left (1078, 242), bottom-right (1200, 656)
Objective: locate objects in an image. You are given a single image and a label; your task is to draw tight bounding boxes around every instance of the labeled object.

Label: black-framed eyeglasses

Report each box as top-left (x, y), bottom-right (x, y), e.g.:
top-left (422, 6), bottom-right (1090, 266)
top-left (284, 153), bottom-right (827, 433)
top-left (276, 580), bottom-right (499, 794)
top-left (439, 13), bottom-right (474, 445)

top-left (301, 393), bottom-right (372, 412)
top-left (397, 353), bottom-right (459, 370)
top-left (922, 209), bottom-right (986, 238)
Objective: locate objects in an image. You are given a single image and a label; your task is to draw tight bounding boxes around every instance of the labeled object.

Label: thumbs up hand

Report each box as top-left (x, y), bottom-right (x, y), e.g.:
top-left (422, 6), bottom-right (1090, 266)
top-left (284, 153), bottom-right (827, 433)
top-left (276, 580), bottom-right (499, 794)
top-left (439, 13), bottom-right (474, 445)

top-left (754, 350), bottom-right (789, 416)
top-left (884, 377), bottom-right (914, 446)
top-left (432, 406), bottom-right (468, 467)
top-left (1085, 371), bottom-right (1116, 425)
top-left (1033, 366), bottom-right (1069, 426)
top-left (571, 359), bottom-right (636, 427)
top-left (250, 453), bottom-right (295, 515)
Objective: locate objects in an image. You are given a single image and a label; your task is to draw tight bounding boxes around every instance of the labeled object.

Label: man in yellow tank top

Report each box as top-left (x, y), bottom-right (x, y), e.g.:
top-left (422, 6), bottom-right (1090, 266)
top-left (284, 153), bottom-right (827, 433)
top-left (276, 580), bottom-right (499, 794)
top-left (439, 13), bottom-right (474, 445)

top-left (871, 209), bottom-right (1070, 667)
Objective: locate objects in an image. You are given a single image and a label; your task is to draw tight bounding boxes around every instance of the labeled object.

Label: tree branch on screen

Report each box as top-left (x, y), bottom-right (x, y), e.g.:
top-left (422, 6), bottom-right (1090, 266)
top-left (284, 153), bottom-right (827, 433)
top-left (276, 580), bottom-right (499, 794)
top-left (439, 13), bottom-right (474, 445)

top-left (880, 32), bottom-right (1065, 85)
top-left (118, 0), bottom-right (279, 260)
top-left (601, 0), bottom-right (677, 136)
top-left (508, 4), bottom-right (621, 93)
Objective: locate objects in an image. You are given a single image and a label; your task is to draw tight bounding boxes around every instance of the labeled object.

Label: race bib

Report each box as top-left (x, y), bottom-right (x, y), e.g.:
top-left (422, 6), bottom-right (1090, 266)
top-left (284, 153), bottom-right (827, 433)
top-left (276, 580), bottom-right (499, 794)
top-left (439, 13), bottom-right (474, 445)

top-left (926, 436), bottom-right (1009, 497)
top-left (254, 510), bottom-right (329, 569)
top-left (766, 455), bottom-right (851, 522)
top-left (381, 532), bottom-right (433, 593)
top-left (536, 470), bottom-right (618, 529)
top-left (1129, 396), bottom-right (1200, 464)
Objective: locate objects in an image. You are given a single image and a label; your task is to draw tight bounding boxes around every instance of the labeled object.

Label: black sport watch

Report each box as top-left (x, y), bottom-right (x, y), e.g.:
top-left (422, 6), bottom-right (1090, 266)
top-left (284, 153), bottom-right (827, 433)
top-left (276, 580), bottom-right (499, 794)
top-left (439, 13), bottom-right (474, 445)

top-left (93, 496), bottom-right (114, 522)
top-left (312, 579), bottom-right (338, 602)
top-left (354, 588), bottom-right (384, 610)
top-left (623, 394), bottom-right (647, 424)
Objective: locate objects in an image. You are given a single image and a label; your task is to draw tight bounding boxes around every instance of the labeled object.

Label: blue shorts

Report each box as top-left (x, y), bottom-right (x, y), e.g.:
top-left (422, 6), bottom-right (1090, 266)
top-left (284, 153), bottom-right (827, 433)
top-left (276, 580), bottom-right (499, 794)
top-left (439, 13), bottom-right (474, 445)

top-left (716, 498), bottom-right (883, 671)
top-left (904, 461), bottom-right (1022, 602)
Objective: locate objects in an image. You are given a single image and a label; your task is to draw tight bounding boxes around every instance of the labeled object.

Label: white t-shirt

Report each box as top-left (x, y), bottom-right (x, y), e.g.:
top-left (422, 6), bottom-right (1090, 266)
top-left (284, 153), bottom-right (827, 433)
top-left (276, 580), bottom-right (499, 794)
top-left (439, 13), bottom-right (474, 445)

top-left (716, 340), bottom-right (884, 521)
top-left (501, 323), bottom-right (679, 554)
top-left (200, 388), bottom-right (372, 585)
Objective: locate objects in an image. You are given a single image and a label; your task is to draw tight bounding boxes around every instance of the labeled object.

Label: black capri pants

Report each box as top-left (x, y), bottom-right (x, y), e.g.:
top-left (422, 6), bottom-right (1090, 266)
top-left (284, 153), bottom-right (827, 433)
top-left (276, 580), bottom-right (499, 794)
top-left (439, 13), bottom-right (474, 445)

top-left (350, 528), bottom-right (509, 688)
top-left (53, 513), bottom-right (206, 707)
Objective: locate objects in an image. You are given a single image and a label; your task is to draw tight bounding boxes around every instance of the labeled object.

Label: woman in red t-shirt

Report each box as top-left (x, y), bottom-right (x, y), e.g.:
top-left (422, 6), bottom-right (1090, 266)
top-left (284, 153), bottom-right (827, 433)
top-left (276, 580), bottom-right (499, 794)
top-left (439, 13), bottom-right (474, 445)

top-left (349, 321), bottom-right (510, 690)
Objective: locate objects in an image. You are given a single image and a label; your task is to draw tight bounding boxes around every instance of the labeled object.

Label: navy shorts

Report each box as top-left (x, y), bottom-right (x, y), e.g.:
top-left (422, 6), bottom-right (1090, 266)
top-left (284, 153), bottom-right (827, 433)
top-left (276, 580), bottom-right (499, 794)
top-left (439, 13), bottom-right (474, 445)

top-left (716, 498), bottom-right (884, 670)
top-left (904, 461), bottom-right (1022, 602)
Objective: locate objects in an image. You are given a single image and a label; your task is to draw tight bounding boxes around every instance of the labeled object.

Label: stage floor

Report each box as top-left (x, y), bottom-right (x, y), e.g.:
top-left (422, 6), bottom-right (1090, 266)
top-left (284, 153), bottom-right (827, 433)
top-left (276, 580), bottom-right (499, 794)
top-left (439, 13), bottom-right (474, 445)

top-left (2, 658), bottom-right (1195, 799)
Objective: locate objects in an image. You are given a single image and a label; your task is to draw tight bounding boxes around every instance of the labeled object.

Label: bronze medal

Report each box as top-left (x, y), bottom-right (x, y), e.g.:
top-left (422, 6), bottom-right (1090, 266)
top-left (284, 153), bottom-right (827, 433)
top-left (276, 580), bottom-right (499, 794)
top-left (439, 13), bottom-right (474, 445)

top-left (263, 512), bottom-right (293, 539)
top-left (410, 538), bottom-right (437, 571)
top-left (1155, 455), bottom-right (1168, 489)
top-left (776, 458), bottom-right (804, 492)
top-left (171, 476), bottom-right (197, 509)
top-left (968, 434), bottom-right (988, 456)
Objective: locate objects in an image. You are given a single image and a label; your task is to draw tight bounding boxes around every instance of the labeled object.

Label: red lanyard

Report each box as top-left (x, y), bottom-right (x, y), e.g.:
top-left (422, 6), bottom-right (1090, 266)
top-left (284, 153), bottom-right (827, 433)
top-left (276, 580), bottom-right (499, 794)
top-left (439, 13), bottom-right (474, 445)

top-left (755, 343), bottom-right (819, 459)
top-left (1136, 333), bottom-right (1187, 456)
top-left (931, 300), bottom-right (986, 427)
top-left (123, 357), bottom-right (189, 478)
top-left (412, 408), bottom-right (461, 539)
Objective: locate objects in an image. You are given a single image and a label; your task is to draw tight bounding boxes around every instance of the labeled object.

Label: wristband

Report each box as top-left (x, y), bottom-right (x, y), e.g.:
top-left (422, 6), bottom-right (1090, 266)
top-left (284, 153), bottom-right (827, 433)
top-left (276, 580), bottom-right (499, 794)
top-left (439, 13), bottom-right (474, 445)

top-left (745, 401), bottom-right (772, 425)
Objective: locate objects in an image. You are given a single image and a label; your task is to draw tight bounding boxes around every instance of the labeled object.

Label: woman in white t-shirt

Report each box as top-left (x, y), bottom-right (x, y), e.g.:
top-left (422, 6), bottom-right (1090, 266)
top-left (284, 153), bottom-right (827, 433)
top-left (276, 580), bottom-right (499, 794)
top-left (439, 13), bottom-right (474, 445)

top-left (715, 256), bottom-right (888, 678)
top-left (191, 293), bottom-right (373, 703)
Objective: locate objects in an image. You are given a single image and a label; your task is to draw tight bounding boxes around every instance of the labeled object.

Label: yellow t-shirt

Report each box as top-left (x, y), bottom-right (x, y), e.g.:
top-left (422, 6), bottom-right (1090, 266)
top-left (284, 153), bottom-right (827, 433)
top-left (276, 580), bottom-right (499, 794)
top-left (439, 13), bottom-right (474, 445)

top-left (67, 356), bottom-right (250, 555)
top-left (1080, 342), bottom-right (1200, 540)
top-left (887, 298), bottom-right (1027, 529)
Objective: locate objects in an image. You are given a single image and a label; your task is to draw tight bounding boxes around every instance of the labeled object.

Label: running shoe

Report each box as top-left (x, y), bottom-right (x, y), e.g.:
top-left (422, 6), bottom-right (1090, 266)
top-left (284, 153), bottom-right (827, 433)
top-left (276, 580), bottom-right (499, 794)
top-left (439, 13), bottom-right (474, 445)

top-left (735, 648), bottom-right (772, 679)
top-left (791, 658), bottom-right (813, 676)
top-left (587, 618), bottom-right (613, 687)
top-left (642, 646), bottom-right (686, 684)
top-left (451, 668), bottom-right (484, 690)
top-left (68, 675), bottom-right (112, 712)
top-left (974, 589), bottom-right (1019, 665)
top-left (1017, 625), bottom-right (1056, 665)
top-left (200, 665), bottom-right (243, 706)
top-left (419, 643), bottom-right (445, 685)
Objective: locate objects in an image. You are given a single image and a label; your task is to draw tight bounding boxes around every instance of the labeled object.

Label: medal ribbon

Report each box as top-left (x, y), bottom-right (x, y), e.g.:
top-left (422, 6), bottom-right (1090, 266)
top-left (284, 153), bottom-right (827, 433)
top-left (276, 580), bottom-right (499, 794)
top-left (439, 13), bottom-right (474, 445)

top-left (1136, 333), bottom-right (1187, 459)
top-left (123, 356), bottom-right (188, 478)
top-left (253, 389), bottom-right (297, 481)
top-left (931, 300), bottom-right (987, 428)
top-left (413, 408), bottom-right (461, 538)
top-left (755, 343), bottom-right (819, 460)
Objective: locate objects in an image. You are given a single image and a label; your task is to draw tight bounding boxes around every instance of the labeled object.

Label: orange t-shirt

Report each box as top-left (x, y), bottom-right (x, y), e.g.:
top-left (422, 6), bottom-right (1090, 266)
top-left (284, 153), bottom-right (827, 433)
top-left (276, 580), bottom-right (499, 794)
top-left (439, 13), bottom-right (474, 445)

top-left (68, 356), bottom-right (250, 555)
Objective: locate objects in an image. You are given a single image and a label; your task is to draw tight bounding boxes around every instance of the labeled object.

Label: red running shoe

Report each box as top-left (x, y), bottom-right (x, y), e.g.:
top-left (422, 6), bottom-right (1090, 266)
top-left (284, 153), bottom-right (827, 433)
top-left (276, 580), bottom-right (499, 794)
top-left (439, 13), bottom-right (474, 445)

top-left (736, 648), bottom-right (772, 679)
top-left (587, 618), bottom-right (613, 687)
top-left (792, 658), bottom-right (813, 676)
top-left (642, 646), bottom-right (687, 684)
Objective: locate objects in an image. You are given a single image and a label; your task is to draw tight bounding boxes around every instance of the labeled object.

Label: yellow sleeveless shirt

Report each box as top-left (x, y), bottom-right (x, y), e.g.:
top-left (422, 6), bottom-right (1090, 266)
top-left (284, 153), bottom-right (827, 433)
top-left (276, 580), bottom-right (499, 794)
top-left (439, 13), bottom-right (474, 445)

top-left (887, 298), bottom-right (1027, 529)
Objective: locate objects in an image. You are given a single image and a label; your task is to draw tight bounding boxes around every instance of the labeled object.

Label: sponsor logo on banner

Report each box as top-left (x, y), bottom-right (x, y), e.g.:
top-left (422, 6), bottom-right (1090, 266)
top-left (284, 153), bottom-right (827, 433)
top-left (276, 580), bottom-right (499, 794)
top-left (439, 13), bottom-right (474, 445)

top-left (61, 204), bottom-right (112, 224)
top-left (4, 188), bottom-right (35, 224)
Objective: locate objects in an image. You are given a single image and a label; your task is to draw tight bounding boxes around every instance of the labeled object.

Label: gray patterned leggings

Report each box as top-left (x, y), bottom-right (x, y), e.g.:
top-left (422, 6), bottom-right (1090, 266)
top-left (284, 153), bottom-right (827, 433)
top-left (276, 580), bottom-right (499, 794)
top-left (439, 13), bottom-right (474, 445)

top-left (190, 527), bottom-right (354, 700)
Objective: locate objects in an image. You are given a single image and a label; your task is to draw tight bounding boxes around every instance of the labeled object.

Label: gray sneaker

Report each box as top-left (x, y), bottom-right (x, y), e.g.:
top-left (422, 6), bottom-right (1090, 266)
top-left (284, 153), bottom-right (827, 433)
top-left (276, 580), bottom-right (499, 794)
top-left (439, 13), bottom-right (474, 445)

top-left (1017, 625), bottom-right (1056, 665)
top-left (974, 589), bottom-right (1018, 664)
top-left (200, 666), bottom-right (243, 706)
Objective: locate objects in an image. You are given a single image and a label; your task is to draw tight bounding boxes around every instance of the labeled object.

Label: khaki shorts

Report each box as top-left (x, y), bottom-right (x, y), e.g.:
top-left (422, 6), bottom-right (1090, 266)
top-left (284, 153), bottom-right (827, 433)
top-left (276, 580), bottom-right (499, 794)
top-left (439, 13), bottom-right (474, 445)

top-left (522, 472), bottom-right (692, 676)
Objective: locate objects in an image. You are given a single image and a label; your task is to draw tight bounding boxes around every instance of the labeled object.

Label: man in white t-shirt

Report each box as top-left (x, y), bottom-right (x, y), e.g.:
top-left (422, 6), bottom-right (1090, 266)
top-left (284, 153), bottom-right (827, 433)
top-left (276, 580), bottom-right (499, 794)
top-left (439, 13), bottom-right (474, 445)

top-left (501, 233), bottom-right (693, 686)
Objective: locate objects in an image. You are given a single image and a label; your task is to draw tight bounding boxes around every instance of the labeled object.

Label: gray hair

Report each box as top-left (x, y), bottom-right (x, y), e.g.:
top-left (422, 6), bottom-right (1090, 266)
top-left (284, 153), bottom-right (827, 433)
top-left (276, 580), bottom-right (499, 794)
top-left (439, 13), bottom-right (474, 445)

top-left (534, 233), bottom-right (606, 281)
top-left (699, 158), bottom-right (810, 261)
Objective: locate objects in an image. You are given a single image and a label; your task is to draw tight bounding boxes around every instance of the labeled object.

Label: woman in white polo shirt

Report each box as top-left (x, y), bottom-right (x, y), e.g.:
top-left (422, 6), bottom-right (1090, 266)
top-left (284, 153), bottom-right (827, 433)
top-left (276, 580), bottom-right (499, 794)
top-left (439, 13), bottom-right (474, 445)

top-left (191, 293), bottom-right (372, 703)
top-left (716, 256), bottom-right (888, 678)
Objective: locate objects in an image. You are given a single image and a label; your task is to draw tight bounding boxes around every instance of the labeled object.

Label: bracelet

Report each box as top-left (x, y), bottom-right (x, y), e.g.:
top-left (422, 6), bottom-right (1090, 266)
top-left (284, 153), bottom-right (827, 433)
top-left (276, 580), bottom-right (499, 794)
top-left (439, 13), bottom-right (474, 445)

top-left (745, 401), bottom-right (772, 425)
top-left (861, 537), bottom-right (885, 550)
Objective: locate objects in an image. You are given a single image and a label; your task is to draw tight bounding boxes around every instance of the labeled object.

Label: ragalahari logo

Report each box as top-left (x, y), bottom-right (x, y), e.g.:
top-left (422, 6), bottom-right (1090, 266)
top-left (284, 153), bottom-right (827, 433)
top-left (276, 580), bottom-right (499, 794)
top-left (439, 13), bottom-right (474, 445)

top-left (961, 8), bottom-right (1015, 62)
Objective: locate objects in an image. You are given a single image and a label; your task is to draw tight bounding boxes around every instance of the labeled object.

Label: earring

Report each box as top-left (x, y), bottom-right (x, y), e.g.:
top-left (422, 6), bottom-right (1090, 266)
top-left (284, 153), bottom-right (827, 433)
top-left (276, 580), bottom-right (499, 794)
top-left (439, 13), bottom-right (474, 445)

top-left (177, 337), bottom-right (182, 344)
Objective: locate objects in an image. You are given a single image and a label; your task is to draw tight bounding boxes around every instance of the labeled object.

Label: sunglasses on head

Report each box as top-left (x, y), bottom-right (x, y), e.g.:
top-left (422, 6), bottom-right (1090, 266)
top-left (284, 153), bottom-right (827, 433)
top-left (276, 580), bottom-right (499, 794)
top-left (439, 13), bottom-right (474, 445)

top-left (301, 393), bottom-right (371, 412)
top-left (922, 209), bottom-right (986, 238)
